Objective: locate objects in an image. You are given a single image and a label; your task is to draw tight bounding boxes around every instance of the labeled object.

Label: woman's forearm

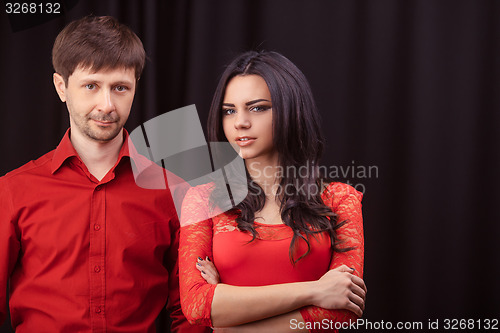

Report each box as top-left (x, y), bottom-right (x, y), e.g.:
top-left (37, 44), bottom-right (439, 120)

top-left (209, 265), bottom-right (365, 327)
top-left (211, 282), bottom-right (315, 327)
top-left (214, 310), bottom-right (307, 332)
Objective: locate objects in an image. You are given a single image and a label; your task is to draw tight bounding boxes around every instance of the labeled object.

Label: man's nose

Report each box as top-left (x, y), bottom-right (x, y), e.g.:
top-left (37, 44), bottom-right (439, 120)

top-left (96, 89), bottom-right (115, 112)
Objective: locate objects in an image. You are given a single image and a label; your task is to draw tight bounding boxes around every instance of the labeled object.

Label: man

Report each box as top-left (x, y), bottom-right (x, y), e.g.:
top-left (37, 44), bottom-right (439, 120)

top-left (0, 16), bottom-right (206, 332)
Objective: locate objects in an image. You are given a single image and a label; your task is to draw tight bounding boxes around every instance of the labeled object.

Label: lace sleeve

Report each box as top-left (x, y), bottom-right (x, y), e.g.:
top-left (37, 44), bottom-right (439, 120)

top-left (299, 183), bottom-right (364, 332)
top-left (179, 185), bottom-right (217, 327)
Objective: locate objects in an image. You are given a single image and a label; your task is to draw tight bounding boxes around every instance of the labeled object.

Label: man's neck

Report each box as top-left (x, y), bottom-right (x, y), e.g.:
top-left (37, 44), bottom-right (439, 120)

top-left (70, 129), bottom-right (124, 181)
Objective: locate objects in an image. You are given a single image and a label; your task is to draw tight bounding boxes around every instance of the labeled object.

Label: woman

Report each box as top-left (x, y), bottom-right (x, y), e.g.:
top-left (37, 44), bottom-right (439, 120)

top-left (179, 51), bottom-right (365, 332)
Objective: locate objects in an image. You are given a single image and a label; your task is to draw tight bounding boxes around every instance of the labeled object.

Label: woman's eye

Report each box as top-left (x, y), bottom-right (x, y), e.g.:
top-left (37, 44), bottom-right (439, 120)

top-left (223, 109), bottom-right (235, 116)
top-left (250, 105), bottom-right (271, 112)
top-left (85, 84), bottom-right (96, 90)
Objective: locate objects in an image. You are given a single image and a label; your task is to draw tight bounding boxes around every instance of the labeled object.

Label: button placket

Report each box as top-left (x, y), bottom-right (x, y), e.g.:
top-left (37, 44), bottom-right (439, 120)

top-left (90, 184), bottom-right (106, 328)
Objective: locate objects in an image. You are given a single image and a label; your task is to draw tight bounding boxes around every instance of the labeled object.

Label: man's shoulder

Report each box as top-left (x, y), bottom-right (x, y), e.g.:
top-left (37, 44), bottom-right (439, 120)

top-left (1, 149), bottom-right (56, 182)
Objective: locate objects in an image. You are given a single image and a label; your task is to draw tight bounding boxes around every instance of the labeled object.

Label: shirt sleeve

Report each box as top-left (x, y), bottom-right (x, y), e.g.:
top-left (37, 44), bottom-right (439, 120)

top-left (0, 178), bottom-right (21, 325)
top-left (299, 183), bottom-right (364, 332)
top-left (178, 186), bottom-right (217, 327)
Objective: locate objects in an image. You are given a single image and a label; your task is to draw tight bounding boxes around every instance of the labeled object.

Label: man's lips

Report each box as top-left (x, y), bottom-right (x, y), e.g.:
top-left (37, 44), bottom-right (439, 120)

top-left (92, 119), bottom-right (116, 126)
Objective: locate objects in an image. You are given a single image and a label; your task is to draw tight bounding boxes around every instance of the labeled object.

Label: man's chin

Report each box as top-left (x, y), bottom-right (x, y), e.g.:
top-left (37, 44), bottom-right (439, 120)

top-left (86, 126), bottom-right (123, 142)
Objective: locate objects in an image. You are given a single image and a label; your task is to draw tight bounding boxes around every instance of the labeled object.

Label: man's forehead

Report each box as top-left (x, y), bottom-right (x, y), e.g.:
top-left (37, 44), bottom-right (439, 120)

top-left (70, 65), bottom-right (136, 82)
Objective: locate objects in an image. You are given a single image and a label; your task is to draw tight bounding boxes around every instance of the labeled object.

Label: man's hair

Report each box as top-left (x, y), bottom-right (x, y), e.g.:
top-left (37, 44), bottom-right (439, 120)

top-left (52, 15), bottom-right (145, 84)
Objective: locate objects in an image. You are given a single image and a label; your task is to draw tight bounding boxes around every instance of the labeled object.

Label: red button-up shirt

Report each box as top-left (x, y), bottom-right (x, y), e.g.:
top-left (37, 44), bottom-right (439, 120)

top-left (0, 130), bottom-right (206, 332)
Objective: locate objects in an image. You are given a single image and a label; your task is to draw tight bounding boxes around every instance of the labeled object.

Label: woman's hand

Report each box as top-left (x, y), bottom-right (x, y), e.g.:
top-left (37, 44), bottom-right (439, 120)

top-left (197, 256), bottom-right (220, 285)
top-left (310, 265), bottom-right (367, 317)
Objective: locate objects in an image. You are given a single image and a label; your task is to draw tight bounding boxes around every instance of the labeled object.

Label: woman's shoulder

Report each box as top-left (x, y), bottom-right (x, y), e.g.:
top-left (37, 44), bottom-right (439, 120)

top-left (180, 183), bottom-right (217, 227)
top-left (185, 182), bottom-right (216, 200)
top-left (321, 181), bottom-right (363, 210)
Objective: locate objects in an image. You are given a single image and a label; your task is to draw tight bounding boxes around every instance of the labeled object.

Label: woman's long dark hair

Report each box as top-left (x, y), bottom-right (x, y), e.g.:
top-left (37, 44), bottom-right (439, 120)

top-left (208, 50), bottom-right (348, 263)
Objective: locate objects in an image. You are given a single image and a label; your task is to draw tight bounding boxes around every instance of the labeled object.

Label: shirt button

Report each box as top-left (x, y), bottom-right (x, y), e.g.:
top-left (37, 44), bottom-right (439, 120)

top-left (94, 265), bottom-right (101, 273)
top-left (95, 186), bottom-right (102, 191)
top-left (94, 224), bottom-right (101, 231)
top-left (95, 306), bottom-right (101, 313)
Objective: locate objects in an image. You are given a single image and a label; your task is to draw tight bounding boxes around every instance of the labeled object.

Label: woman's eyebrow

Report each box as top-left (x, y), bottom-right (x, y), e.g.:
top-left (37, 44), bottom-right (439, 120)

top-left (246, 99), bottom-right (271, 106)
top-left (222, 99), bottom-right (271, 107)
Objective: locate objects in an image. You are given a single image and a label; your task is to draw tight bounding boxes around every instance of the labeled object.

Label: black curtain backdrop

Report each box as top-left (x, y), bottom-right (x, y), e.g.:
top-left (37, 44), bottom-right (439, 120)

top-left (1, 0), bottom-right (499, 332)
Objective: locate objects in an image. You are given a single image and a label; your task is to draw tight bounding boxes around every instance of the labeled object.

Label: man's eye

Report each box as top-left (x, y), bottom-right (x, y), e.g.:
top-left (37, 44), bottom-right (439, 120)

top-left (85, 84), bottom-right (96, 90)
top-left (115, 86), bottom-right (128, 92)
top-left (222, 109), bottom-right (235, 116)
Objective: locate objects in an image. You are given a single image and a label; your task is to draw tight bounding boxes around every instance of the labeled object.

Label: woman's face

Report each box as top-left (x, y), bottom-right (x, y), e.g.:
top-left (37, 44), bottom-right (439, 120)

top-left (222, 75), bottom-right (276, 163)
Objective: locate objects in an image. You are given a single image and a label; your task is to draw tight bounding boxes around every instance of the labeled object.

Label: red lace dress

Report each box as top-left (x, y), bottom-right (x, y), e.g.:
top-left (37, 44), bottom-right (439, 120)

top-left (179, 182), bottom-right (364, 332)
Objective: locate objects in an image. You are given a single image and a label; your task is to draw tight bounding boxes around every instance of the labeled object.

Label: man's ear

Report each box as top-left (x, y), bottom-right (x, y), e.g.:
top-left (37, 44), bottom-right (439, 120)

top-left (53, 73), bottom-right (67, 102)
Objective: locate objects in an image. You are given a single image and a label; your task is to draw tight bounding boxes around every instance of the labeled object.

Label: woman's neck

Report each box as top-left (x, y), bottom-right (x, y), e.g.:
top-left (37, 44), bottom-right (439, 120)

top-left (245, 154), bottom-right (280, 199)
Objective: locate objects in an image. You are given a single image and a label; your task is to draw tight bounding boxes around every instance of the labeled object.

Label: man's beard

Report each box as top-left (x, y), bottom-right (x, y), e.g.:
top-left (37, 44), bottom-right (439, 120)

top-left (76, 112), bottom-right (123, 142)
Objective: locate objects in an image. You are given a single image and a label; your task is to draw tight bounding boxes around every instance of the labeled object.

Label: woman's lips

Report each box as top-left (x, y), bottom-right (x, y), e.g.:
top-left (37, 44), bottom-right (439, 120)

top-left (235, 137), bottom-right (256, 147)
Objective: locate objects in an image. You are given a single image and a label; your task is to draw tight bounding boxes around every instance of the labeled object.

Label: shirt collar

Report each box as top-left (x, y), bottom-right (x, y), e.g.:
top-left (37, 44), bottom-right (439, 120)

top-left (51, 128), bottom-right (134, 175)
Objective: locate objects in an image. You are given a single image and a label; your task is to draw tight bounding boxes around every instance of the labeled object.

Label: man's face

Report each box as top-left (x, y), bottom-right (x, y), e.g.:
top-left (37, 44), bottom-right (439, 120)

top-left (53, 66), bottom-right (136, 142)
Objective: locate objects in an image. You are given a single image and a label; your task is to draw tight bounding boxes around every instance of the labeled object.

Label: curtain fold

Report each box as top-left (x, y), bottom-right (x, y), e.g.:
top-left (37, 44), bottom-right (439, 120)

top-left (1, 1), bottom-right (498, 332)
